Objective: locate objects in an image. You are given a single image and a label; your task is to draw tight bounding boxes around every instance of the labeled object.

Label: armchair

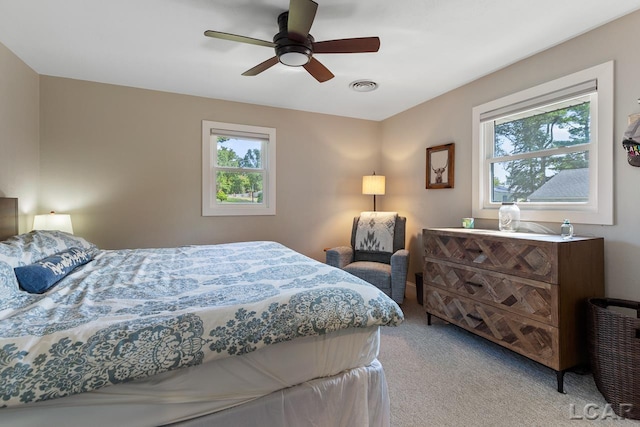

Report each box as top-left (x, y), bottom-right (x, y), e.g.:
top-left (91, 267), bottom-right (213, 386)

top-left (326, 215), bottom-right (409, 304)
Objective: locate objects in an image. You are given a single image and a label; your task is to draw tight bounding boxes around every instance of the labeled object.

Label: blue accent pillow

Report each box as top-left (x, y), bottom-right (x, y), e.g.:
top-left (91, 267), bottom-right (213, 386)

top-left (14, 247), bottom-right (93, 294)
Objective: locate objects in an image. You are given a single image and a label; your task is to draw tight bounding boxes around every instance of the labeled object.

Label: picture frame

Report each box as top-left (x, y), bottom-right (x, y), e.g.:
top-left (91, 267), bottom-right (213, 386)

top-left (426, 143), bottom-right (455, 189)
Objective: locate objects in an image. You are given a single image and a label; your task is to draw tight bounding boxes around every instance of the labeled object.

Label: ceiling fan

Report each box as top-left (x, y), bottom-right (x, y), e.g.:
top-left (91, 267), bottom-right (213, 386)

top-left (204, 0), bottom-right (380, 83)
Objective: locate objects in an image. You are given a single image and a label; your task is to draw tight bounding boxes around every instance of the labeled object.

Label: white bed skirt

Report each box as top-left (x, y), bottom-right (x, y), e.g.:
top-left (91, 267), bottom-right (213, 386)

top-left (1, 327), bottom-right (388, 426)
top-left (165, 359), bottom-right (390, 427)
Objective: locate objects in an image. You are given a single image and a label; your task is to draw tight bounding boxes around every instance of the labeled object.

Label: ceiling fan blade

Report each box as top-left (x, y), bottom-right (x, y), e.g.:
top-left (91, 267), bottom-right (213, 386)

top-left (204, 30), bottom-right (276, 48)
top-left (313, 37), bottom-right (380, 54)
top-left (287, 0), bottom-right (318, 41)
top-left (242, 56), bottom-right (280, 76)
top-left (303, 57), bottom-right (334, 83)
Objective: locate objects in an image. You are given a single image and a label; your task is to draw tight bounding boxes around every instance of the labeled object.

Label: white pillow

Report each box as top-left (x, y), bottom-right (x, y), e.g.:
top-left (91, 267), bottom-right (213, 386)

top-left (0, 230), bottom-right (97, 267)
top-left (0, 231), bottom-right (98, 310)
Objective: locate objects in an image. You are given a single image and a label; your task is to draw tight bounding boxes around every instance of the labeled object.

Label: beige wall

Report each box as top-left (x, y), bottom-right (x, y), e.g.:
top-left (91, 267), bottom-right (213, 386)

top-left (4, 9), bottom-right (640, 300)
top-left (0, 43), bottom-right (40, 232)
top-left (382, 10), bottom-right (640, 300)
top-left (38, 77), bottom-right (381, 260)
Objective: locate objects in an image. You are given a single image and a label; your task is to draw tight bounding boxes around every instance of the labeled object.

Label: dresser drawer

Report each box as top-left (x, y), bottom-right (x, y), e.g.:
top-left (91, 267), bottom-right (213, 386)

top-left (425, 288), bottom-right (559, 369)
top-left (423, 229), bottom-right (557, 283)
top-left (424, 260), bottom-right (558, 326)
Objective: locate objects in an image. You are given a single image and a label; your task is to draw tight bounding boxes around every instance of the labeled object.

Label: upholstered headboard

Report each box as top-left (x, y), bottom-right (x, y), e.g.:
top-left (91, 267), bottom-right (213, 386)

top-left (0, 197), bottom-right (19, 241)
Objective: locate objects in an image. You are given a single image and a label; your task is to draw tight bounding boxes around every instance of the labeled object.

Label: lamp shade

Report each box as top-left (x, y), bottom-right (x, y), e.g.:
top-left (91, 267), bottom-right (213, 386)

top-left (33, 212), bottom-right (74, 234)
top-left (362, 175), bottom-right (386, 195)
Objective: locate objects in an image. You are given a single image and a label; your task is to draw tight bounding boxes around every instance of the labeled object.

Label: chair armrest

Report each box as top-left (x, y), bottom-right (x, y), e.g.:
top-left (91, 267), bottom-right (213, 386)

top-left (326, 246), bottom-right (353, 269)
top-left (390, 249), bottom-right (410, 304)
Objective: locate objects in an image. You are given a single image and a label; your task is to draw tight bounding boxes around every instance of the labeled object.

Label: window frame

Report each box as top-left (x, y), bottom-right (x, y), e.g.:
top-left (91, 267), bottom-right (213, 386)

top-left (471, 61), bottom-right (613, 225)
top-left (202, 120), bottom-right (276, 216)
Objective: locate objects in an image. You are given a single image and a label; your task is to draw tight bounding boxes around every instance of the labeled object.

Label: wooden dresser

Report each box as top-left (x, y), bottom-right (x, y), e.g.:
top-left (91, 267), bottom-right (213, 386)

top-left (422, 228), bottom-right (604, 392)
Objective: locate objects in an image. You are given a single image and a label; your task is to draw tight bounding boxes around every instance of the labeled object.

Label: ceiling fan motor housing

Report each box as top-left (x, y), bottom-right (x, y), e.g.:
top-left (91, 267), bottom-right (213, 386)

top-left (274, 12), bottom-right (312, 66)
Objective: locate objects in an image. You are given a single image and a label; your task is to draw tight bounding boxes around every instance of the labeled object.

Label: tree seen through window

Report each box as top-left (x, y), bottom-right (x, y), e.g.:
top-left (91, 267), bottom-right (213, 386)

top-left (492, 100), bottom-right (590, 203)
top-left (215, 136), bottom-right (264, 204)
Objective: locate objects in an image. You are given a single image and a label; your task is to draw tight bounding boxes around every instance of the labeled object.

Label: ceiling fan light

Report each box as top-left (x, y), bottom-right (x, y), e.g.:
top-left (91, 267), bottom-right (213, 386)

top-left (279, 51), bottom-right (310, 67)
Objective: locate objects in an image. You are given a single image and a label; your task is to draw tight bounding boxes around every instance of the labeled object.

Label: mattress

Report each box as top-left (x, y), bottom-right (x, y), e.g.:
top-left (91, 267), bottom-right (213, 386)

top-left (1, 326), bottom-right (381, 427)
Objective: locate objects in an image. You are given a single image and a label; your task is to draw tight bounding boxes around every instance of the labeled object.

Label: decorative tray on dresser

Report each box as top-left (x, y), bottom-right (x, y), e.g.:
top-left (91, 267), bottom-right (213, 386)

top-left (422, 228), bottom-right (604, 393)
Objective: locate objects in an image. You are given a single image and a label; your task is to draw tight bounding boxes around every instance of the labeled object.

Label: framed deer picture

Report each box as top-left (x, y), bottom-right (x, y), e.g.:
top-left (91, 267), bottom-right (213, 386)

top-left (426, 143), bottom-right (454, 189)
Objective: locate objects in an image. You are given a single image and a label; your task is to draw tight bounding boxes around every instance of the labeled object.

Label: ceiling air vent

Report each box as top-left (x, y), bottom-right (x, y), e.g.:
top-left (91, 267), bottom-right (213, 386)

top-left (349, 80), bottom-right (378, 92)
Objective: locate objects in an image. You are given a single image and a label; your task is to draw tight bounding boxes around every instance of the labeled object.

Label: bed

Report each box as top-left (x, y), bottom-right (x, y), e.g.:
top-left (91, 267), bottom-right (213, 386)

top-left (0, 198), bottom-right (403, 426)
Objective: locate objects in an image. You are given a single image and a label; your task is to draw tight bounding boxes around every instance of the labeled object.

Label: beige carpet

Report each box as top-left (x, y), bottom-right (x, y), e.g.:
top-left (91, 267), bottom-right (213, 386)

top-left (378, 287), bottom-right (640, 427)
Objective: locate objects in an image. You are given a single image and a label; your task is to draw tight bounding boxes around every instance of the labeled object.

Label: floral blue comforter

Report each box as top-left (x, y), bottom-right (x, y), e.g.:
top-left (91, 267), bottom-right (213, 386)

top-left (0, 232), bottom-right (403, 408)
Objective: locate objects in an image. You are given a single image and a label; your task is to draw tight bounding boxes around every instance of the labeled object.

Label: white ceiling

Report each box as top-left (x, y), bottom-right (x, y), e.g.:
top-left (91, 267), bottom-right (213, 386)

top-left (1, 0), bottom-right (639, 121)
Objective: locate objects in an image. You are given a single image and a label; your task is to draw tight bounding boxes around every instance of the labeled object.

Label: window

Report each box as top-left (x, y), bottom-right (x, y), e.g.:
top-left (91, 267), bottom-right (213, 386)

top-left (202, 121), bottom-right (276, 216)
top-left (472, 61), bottom-right (613, 225)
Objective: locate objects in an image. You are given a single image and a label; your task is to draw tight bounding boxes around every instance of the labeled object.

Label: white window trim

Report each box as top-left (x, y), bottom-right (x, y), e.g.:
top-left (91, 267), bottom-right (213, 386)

top-left (202, 120), bottom-right (276, 216)
top-left (471, 61), bottom-right (613, 225)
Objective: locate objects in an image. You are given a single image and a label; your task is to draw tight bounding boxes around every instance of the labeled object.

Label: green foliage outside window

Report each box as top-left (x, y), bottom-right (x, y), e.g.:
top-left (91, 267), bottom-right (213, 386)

top-left (493, 102), bottom-right (590, 202)
top-left (216, 137), bottom-right (264, 204)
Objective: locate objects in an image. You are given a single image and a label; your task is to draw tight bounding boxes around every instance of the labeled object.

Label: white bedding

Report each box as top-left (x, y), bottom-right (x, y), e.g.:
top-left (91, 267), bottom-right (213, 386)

top-left (0, 234), bottom-right (403, 409)
top-left (0, 232), bottom-right (403, 426)
top-left (1, 327), bottom-right (381, 427)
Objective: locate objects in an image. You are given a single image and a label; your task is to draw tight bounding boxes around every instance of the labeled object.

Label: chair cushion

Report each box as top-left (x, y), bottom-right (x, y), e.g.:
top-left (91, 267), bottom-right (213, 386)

top-left (344, 261), bottom-right (391, 291)
top-left (354, 251), bottom-right (393, 264)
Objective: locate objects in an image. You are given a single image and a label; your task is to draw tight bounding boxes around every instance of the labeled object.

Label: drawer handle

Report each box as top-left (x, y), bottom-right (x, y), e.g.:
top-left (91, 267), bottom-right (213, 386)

top-left (465, 281), bottom-right (483, 288)
top-left (467, 248), bottom-right (483, 253)
top-left (466, 313), bottom-right (484, 322)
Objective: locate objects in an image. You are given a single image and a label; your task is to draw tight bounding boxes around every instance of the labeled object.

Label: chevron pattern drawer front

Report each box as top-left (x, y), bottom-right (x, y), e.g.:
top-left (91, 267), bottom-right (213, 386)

top-left (422, 228), bottom-right (604, 393)
top-left (424, 260), bottom-right (557, 325)
top-left (423, 229), bottom-right (557, 283)
top-left (425, 288), bottom-right (558, 368)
